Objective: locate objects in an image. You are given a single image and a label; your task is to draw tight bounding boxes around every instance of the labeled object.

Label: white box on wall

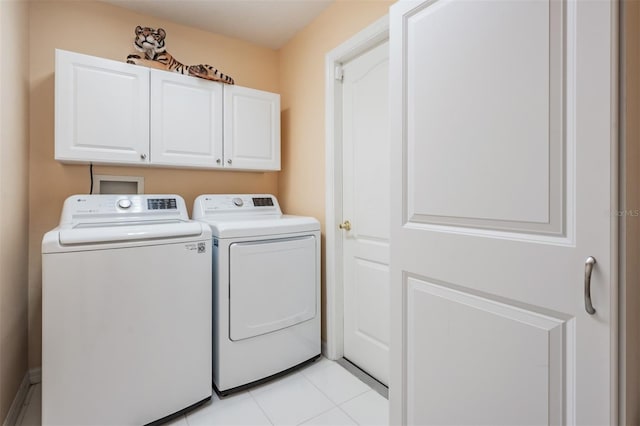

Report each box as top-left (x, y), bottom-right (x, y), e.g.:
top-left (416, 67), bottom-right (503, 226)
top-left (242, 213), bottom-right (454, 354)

top-left (93, 175), bottom-right (144, 194)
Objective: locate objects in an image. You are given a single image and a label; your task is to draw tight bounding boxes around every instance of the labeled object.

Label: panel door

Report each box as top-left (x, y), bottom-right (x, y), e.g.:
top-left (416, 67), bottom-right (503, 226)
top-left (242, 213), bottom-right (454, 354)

top-left (223, 85), bottom-right (281, 171)
top-left (55, 49), bottom-right (150, 165)
top-left (150, 69), bottom-right (223, 168)
top-left (341, 40), bottom-right (390, 386)
top-left (389, 0), bottom-right (617, 424)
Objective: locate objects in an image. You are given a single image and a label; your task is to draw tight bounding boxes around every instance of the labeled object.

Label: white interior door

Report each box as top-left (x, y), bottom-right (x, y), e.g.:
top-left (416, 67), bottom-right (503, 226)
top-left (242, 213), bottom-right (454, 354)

top-left (342, 41), bottom-right (390, 386)
top-left (390, 0), bottom-right (617, 424)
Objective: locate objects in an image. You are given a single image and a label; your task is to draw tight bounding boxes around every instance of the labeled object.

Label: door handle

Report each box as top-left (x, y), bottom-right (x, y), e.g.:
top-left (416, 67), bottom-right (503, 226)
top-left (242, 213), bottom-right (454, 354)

top-left (339, 220), bottom-right (351, 231)
top-left (584, 256), bottom-right (596, 315)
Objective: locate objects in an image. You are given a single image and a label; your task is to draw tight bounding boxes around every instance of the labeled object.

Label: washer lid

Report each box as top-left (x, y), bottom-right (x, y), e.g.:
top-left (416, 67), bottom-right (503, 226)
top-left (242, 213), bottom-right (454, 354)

top-left (42, 194), bottom-right (212, 252)
top-left (58, 221), bottom-right (205, 245)
top-left (201, 215), bottom-right (319, 238)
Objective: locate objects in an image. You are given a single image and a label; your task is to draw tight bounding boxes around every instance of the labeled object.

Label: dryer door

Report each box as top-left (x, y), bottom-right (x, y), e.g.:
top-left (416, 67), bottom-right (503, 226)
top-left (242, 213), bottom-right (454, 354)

top-left (229, 235), bottom-right (317, 341)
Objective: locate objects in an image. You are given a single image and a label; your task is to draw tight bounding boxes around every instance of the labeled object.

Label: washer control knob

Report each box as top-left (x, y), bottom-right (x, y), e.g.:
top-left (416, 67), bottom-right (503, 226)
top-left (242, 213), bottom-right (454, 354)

top-left (232, 197), bottom-right (243, 207)
top-left (118, 199), bottom-right (132, 209)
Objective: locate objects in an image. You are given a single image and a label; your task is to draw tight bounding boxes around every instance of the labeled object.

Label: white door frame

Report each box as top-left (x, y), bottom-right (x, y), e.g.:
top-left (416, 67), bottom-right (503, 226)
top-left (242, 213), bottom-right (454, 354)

top-left (324, 16), bottom-right (389, 360)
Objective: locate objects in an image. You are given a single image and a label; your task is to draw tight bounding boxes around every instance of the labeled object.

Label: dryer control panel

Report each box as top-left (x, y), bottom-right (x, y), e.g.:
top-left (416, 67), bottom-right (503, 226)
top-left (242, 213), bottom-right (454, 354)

top-left (193, 194), bottom-right (282, 219)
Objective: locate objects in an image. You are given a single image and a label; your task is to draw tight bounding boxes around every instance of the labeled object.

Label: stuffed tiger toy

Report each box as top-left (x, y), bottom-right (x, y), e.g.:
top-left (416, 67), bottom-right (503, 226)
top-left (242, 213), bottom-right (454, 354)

top-left (126, 26), bottom-right (235, 85)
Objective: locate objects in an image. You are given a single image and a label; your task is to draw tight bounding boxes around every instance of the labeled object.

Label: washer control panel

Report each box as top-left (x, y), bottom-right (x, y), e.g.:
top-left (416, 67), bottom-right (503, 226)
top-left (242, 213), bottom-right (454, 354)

top-left (59, 194), bottom-right (189, 225)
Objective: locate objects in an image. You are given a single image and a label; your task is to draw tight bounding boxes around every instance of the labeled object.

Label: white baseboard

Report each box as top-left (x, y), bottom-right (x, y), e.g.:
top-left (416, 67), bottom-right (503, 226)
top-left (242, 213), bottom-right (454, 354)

top-left (2, 371), bottom-right (30, 426)
top-left (28, 368), bottom-right (41, 385)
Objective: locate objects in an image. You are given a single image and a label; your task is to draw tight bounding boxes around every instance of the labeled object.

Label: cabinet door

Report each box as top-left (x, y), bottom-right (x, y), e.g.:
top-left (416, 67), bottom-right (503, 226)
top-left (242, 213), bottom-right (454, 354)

top-left (223, 85), bottom-right (280, 171)
top-left (55, 49), bottom-right (150, 165)
top-left (150, 70), bottom-right (223, 168)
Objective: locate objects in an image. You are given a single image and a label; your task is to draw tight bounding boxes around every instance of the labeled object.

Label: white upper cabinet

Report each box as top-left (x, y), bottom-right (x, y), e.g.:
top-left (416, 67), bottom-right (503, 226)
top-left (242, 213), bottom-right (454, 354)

top-left (223, 86), bottom-right (281, 171)
top-left (55, 50), bottom-right (150, 165)
top-left (54, 49), bottom-right (280, 171)
top-left (150, 70), bottom-right (223, 168)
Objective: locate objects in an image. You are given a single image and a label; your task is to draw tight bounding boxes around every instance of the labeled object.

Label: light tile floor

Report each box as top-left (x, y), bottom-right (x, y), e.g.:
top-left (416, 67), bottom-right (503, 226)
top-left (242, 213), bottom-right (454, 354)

top-left (16, 357), bottom-right (388, 425)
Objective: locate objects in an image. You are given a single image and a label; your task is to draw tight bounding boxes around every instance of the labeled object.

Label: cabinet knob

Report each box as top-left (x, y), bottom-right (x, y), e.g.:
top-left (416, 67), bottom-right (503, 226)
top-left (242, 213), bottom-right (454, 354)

top-left (216, 158), bottom-right (221, 164)
top-left (140, 153), bottom-right (147, 160)
top-left (227, 159), bottom-right (232, 165)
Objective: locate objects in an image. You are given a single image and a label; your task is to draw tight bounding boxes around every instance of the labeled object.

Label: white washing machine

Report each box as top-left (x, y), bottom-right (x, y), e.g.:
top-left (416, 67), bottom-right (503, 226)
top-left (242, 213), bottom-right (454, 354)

top-left (42, 194), bottom-right (212, 425)
top-left (192, 194), bottom-right (321, 395)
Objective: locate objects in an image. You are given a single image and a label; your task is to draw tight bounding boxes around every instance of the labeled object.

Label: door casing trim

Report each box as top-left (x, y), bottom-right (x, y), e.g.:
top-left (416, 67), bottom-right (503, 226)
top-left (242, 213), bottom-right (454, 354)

top-left (324, 15), bottom-right (389, 360)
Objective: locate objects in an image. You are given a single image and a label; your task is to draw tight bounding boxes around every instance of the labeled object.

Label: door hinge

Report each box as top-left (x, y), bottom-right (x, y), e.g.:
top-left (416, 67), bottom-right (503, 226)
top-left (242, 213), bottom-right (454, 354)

top-left (335, 65), bottom-right (344, 82)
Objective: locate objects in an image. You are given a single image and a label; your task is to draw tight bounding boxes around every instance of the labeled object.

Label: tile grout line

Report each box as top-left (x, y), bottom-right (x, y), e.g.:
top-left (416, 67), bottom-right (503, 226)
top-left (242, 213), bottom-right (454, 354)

top-left (306, 360), bottom-right (375, 406)
top-left (247, 363), bottom-right (338, 425)
top-left (247, 388), bottom-right (275, 425)
top-left (337, 388), bottom-right (374, 407)
top-left (276, 372), bottom-right (336, 426)
top-left (340, 390), bottom-right (391, 426)
top-left (336, 402), bottom-right (363, 426)
top-left (296, 364), bottom-right (369, 425)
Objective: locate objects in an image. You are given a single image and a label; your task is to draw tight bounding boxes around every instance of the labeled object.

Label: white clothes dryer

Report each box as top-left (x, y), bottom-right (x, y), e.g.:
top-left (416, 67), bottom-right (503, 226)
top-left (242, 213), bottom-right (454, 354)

top-left (192, 194), bottom-right (321, 395)
top-left (42, 194), bottom-right (212, 425)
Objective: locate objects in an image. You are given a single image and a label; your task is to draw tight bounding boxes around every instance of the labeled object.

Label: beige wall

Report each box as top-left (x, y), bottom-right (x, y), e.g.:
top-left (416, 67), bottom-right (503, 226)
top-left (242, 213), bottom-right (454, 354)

top-left (278, 0), bottom-right (394, 340)
top-left (28, 0), bottom-right (280, 368)
top-left (0, 0), bottom-right (31, 420)
top-left (622, 1), bottom-right (640, 423)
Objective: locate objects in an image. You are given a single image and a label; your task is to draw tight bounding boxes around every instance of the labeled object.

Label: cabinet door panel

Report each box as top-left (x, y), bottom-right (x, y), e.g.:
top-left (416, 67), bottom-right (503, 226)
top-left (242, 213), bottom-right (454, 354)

top-left (55, 49), bottom-right (150, 165)
top-left (150, 70), bottom-right (223, 168)
top-left (223, 86), bottom-right (280, 171)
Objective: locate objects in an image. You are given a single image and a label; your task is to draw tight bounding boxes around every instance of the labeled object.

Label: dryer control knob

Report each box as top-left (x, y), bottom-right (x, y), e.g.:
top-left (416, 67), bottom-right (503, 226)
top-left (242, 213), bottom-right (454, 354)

top-left (118, 199), bottom-right (132, 209)
top-left (232, 197), bottom-right (244, 207)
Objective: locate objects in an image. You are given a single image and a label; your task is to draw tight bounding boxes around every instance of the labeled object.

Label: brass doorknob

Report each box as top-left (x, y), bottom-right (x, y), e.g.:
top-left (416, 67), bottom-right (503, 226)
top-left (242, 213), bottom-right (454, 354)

top-left (339, 220), bottom-right (351, 231)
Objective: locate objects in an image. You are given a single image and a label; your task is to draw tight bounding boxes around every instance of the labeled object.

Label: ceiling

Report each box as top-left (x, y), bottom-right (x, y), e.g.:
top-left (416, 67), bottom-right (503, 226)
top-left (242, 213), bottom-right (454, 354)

top-left (102, 0), bottom-right (334, 50)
